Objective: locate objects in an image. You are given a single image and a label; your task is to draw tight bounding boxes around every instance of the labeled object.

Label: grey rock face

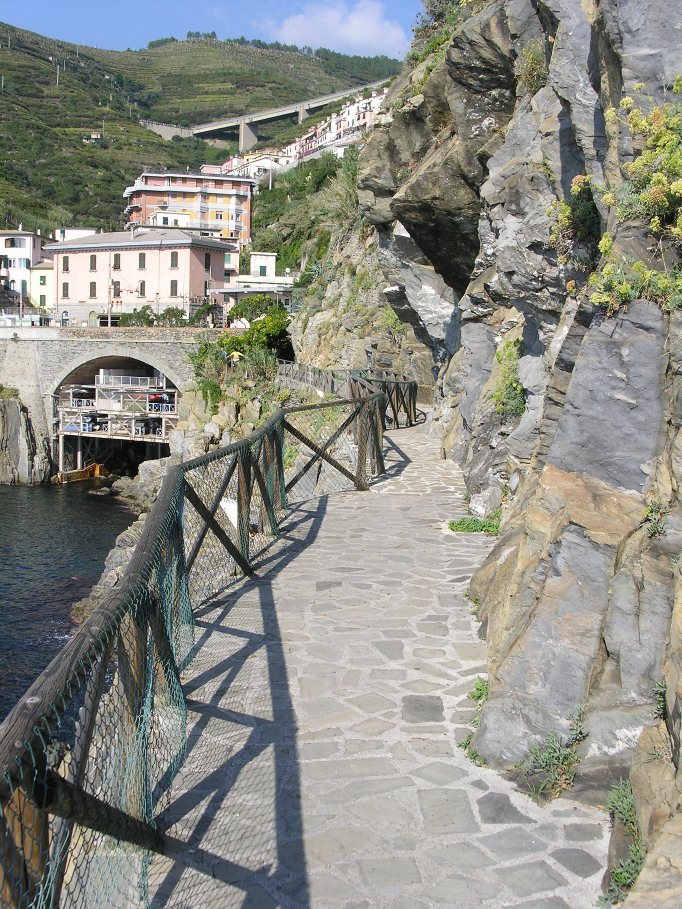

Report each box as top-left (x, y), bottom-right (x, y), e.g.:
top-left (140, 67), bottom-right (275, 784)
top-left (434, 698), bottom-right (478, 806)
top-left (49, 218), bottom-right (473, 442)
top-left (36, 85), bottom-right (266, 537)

top-left (0, 398), bottom-right (50, 485)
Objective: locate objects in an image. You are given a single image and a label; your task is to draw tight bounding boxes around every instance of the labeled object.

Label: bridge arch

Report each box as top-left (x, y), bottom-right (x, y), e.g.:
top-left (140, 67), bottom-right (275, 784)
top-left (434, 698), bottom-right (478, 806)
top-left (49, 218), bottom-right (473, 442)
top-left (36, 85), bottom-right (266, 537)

top-left (51, 347), bottom-right (190, 397)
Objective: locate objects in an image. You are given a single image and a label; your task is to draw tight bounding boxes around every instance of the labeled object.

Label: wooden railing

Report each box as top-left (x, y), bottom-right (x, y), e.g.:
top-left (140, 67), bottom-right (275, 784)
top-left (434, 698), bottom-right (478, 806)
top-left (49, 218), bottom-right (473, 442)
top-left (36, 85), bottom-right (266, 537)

top-left (276, 359), bottom-right (418, 428)
top-left (0, 390), bottom-right (386, 909)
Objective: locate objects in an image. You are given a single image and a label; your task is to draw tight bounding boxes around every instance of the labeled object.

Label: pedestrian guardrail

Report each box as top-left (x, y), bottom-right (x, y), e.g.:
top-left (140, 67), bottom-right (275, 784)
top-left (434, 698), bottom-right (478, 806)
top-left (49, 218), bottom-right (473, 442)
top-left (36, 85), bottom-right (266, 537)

top-left (0, 388), bottom-right (387, 908)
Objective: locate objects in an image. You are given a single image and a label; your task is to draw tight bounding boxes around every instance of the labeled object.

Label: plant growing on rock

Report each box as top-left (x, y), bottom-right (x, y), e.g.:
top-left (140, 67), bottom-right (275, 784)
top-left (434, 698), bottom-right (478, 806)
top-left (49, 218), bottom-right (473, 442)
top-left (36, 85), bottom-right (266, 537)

top-left (448, 514), bottom-right (500, 535)
top-left (515, 40), bottom-right (548, 95)
top-left (603, 77), bottom-right (682, 238)
top-left (643, 498), bottom-right (669, 537)
top-left (588, 259), bottom-right (682, 313)
top-left (492, 339), bottom-right (525, 419)
top-left (522, 708), bottom-right (587, 800)
top-left (601, 780), bottom-right (645, 905)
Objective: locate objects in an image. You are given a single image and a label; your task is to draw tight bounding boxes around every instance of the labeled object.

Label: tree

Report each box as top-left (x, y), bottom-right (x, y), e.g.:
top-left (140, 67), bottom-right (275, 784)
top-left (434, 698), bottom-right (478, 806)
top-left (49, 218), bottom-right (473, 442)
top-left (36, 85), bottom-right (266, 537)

top-left (119, 304), bottom-right (156, 326)
top-left (155, 306), bottom-right (188, 326)
top-left (229, 294), bottom-right (276, 323)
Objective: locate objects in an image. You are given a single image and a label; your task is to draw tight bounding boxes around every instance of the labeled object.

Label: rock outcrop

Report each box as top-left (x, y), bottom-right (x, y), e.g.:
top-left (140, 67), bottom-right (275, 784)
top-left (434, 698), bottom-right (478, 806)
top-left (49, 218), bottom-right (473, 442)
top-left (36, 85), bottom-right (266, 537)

top-left (291, 0), bottom-right (682, 893)
top-left (0, 396), bottom-right (50, 485)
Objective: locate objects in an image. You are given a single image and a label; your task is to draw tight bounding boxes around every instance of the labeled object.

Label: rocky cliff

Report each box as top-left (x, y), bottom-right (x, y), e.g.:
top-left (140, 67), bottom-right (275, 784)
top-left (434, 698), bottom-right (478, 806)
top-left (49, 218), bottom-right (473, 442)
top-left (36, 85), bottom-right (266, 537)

top-left (290, 0), bottom-right (682, 895)
top-left (0, 395), bottom-right (50, 485)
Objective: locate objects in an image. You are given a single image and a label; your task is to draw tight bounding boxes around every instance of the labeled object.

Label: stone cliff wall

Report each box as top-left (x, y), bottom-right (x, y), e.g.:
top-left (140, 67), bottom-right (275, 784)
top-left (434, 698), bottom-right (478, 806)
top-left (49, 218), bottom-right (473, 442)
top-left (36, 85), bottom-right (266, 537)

top-left (0, 397), bottom-right (50, 485)
top-left (291, 0), bottom-right (682, 894)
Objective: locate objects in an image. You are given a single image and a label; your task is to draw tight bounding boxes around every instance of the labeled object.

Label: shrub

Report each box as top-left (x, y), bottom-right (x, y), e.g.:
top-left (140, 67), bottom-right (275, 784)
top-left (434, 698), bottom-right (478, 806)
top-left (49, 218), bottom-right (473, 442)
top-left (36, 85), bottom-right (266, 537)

top-left (515, 40), bottom-right (548, 95)
top-left (602, 79), bottom-right (682, 238)
top-left (522, 708), bottom-right (587, 800)
top-left (492, 338), bottom-right (525, 419)
top-left (588, 259), bottom-right (682, 314)
top-left (601, 781), bottom-right (645, 904)
top-left (449, 515), bottom-right (500, 535)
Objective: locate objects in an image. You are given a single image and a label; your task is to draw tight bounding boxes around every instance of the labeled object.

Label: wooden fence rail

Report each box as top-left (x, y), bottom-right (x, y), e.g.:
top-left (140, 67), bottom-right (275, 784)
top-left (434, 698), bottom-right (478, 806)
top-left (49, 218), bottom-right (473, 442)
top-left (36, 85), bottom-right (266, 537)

top-left (0, 387), bottom-right (389, 909)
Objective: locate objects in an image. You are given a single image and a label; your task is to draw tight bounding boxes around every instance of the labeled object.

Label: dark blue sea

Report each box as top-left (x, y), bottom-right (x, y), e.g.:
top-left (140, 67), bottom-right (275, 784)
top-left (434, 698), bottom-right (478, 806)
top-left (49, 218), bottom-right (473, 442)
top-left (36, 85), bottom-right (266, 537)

top-left (0, 481), bottom-right (134, 720)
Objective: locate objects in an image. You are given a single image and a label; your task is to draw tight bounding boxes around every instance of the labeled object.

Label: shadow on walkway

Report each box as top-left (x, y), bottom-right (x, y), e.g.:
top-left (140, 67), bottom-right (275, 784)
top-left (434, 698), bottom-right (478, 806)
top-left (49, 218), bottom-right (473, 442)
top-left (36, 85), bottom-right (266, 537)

top-left (150, 498), bottom-right (330, 908)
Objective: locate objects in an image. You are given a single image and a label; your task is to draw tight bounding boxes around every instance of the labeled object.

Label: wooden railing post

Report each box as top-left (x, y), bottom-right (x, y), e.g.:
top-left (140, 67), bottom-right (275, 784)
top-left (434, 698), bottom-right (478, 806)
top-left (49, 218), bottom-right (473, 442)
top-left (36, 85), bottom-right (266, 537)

top-left (237, 447), bottom-right (252, 566)
top-left (1, 785), bottom-right (48, 909)
top-left (354, 404), bottom-right (370, 491)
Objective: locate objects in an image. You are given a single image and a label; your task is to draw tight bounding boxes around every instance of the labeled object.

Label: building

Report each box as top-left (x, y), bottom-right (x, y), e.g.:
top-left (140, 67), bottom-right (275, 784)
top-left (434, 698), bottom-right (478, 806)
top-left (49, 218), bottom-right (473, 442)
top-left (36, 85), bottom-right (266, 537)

top-left (53, 228), bottom-right (98, 243)
top-left (0, 228), bottom-right (51, 303)
top-left (45, 228), bottom-right (239, 327)
top-left (123, 170), bottom-right (256, 245)
top-left (214, 152), bottom-right (296, 183)
top-left (29, 259), bottom-right (54, 312)
top-left (221, 251), bottom-right (295, 315)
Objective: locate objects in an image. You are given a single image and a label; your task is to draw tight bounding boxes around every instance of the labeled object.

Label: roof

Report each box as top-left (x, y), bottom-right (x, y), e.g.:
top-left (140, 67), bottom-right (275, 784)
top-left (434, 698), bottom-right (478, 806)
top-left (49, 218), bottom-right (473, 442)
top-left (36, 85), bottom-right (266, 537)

top-left (45, 228), bottom-right (237, 253)
top-left (137, 171), bottom-right (256, 184)
top-left (31, 259), bottom-right (54, 270)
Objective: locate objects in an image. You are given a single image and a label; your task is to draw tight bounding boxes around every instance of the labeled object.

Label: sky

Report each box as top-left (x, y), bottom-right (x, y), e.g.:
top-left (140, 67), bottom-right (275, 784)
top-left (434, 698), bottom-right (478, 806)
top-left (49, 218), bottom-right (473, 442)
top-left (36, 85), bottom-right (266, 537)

top-left (1, 1), bottom-right (422, 58)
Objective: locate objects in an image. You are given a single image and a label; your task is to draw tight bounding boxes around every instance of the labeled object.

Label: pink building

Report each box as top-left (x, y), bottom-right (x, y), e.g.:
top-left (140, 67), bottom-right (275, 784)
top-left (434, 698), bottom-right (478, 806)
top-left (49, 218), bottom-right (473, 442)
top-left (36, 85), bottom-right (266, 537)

top-left (46, 228), bottom-right (238, 326)
top-left (123, 171), bottom-right (256, 245)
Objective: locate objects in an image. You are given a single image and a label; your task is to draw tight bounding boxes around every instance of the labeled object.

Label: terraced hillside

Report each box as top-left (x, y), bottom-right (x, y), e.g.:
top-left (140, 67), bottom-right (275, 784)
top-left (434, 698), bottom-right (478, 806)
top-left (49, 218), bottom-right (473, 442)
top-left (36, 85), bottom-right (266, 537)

top-left (0, 22), bottom-right (399, 231)
top-left (89, 40), bottom-right (398, 126)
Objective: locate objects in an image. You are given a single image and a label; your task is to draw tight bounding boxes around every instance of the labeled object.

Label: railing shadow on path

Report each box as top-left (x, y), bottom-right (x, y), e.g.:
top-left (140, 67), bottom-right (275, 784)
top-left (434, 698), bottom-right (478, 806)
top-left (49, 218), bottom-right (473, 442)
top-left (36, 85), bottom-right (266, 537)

top-left (148, 498), bottom-right (329, 908)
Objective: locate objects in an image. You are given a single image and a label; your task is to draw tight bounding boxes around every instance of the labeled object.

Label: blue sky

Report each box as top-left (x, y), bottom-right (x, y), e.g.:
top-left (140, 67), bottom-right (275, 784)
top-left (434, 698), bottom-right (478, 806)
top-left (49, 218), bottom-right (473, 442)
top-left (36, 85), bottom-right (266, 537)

top-left (1, 1), bottom-right (422, 57)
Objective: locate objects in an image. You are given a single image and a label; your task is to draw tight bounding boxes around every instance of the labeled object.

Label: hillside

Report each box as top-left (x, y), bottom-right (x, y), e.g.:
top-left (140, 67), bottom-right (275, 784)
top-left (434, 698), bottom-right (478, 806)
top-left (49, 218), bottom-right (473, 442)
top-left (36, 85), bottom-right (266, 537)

top-left (0, 22), bottom-right (400, 231)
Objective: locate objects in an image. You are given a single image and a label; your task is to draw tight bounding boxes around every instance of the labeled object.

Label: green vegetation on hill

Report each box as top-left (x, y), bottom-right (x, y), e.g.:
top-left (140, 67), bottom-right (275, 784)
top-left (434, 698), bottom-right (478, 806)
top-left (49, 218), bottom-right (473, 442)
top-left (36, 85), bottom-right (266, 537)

top-left (0, 21), bottom-right (398, 232)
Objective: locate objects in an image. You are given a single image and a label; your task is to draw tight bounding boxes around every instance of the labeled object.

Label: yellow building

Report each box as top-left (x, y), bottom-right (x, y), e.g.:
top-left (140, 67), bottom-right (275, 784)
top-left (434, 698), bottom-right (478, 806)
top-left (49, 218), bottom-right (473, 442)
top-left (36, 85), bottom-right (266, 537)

top-left (29, 259), bottom-right (54, 311)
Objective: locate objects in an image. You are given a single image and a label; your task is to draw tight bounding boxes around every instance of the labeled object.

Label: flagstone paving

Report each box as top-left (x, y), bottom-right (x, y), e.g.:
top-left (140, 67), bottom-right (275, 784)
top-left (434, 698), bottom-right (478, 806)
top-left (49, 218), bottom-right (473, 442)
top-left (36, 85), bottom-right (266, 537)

top-left (149, 425), bottom-right (610, 908)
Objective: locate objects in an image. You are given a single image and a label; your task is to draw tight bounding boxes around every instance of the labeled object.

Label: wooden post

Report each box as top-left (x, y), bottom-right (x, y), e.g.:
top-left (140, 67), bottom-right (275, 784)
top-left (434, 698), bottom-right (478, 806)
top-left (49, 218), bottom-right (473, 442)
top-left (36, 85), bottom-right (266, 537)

top-left (237, 448), bottom-right (252, 566)
top-left (354, 404), bottom-right (370, 491)
top-left (117, 602), bottom-right (149, 821)
top-left (1, 785), bottom-right (48, 908)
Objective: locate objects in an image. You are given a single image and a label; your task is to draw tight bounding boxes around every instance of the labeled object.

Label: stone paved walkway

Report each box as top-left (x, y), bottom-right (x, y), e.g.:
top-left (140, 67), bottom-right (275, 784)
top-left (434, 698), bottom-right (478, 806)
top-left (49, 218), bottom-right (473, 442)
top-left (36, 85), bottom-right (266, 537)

top-left (149, 426), bottom-right (610, 908)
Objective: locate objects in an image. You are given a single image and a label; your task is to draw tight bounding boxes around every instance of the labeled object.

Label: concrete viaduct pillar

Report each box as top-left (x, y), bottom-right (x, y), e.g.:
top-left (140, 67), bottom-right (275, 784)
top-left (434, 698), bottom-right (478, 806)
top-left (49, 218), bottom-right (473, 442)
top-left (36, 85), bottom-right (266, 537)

top-left (239, 119), bottom-right (259, 152)
top-left (297, 105), bottom-right (310, 125)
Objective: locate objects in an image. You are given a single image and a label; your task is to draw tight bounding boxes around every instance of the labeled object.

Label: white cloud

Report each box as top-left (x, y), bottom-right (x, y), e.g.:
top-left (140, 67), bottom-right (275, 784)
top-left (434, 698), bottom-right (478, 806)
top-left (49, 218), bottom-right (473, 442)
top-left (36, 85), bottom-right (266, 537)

top-left (267, 1), bottom-right (409, 57)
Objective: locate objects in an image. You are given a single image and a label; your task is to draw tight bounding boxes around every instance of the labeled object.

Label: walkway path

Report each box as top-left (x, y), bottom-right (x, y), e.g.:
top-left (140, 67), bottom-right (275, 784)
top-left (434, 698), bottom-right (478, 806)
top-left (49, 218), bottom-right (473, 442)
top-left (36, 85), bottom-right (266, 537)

top-left (149, 425), bottom-right (610, 908)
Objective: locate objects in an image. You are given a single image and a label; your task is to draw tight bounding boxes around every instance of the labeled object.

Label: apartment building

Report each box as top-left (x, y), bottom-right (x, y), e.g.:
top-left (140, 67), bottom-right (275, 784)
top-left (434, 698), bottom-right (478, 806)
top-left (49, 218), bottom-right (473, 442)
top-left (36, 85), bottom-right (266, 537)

top-left (123, 171), bottom-right (256, 245)
top-left (46, 228), bottom-right (238, 326)
top-left (0, 229), bottom-right (51, 302)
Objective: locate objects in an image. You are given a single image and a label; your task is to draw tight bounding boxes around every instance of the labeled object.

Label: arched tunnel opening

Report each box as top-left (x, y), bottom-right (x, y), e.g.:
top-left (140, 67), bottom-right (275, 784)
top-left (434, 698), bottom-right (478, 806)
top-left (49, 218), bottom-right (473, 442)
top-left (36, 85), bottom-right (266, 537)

top-left (55, 356), bottom-right (179, 478)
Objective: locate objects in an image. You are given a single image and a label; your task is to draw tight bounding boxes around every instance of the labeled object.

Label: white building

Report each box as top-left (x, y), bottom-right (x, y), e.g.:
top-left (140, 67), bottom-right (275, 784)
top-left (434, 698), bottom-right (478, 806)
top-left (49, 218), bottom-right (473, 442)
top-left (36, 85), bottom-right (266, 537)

top-left (220, 251), bottom-right (295, 315)
top-left (0, 229), bottom-right (51, 303)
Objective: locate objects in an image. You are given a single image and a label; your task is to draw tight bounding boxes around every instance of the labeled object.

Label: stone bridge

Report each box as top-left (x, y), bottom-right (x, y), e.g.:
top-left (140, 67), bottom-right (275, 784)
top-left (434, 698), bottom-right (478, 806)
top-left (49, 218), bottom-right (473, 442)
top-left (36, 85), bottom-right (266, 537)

top-left (0, 326), bottom-right (215, 441)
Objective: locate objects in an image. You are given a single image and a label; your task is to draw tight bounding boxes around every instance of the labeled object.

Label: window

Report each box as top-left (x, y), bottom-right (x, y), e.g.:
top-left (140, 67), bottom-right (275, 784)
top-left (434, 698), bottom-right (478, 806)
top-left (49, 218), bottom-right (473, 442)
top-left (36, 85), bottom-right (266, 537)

top-left (39, 275), bottom-right (46, 286)
top-left (138, 252), bottom-right (146, 269)
top-left (89, 281), bottom-right (96, 298)
top-left (225, 253), bottom-right (231, 264)
top-left (170, 250), bottom-right (178, 269)
top-left (62, 255), bottom-right (69, 273)
top-left (215, 212), bottom-right (223, 221)
top-left (162, 217), bottom-right (169, 225)
top-left (4, 238), bottom-right (25, 248)
top-left (113, 253), bottom-right (121, 271)
top-left (204, 252), bottom-right (211, 272)
top-left (62, 282), bottom-right (69, 298)
top-left (170, 279), bottom-right (178, 297)
top-left (112, 280), bottom-right (121, 297)
top-left (138, 280), bottom-right (146, 297)
top-left (259, 265), bottom-right (267, 277)
top-left (39, 294), bottom-right (46, 307)
top-left (89, 254), bottom-right (97, 271)
top-left (21, 280), bottom-right (27, 297)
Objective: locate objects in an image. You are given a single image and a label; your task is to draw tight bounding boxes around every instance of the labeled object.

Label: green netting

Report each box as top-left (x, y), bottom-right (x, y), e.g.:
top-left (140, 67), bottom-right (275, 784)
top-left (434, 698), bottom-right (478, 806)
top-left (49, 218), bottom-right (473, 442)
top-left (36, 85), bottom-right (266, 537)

top-left (0, 386), bottom-right (391, 909)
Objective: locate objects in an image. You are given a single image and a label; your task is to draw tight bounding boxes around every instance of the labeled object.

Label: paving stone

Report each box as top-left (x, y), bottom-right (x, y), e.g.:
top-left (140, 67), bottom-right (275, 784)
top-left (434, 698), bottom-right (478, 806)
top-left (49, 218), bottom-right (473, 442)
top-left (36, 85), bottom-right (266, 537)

top-left (510, 900), bottom-right (571, 909)
top-left (424, 873), bottom-right (501, 905)
top-left (478, 826), bottom-right (548, 859)
top-left (551, 847), bottom-right (603, 878)
top-left (418, 788), bottom-right (479, 834)
top-left (496, 861), bottom-right (569, 897)
top-left (564, 823), bottom-right (605, 842)
top-left (477, 792), bottom-right (536, 825)
top-left (402, 695), bottom-right (444, 723)
top-left (356, 856), bottom-right (422, 887)
top-left (410, 761), bottom-right (469, 785)
top-left (350, 693), bottom-right (397, 714)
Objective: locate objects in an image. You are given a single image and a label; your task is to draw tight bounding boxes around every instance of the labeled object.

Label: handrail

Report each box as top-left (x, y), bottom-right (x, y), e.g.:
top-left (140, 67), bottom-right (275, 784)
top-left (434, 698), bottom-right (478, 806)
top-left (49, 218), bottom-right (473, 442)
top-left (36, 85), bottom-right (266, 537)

top-left (276, 359), bottom-right (418, 428)
top-left (0, 388), bottom-right (387, 908)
